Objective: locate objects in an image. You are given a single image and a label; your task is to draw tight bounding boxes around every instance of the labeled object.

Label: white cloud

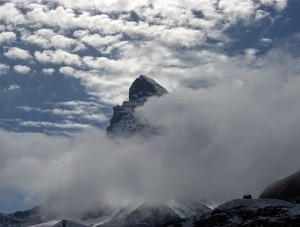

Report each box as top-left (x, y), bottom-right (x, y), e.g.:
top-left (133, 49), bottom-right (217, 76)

top-left (1, 52), bottom-right (300, 212)
top-left (0, 31), bottom-right (16, 44)
top-left (42, 68), bottom-right (55, 75)
top-left (4, 84), bottom-right (20, 92)
top-left (160, 27), bottom-right (205, 47)
top-left (0, 64), bottom-right (10, 75)
top-left (0, 3), bottom-right (25, 25)
top-left (260, 0), bottom-right (288, 10)
top-left (26, 4), bottom-right (76, 30)
top-left (80, 33), bottom-right (122, 49)
top-left (50, 35), bottom-right (76, 50)
top-left (218, 0), bottom-right (257, 22)
top-left (0, 0), bottom-right (297, 215)
top-left (20, 29), bottom-right (54, 48)
top-left (34, 49), bottom-right (82, 67)
top-left (59, 66), bottom-right (132, 104)
top-left (13, 65), bottom-right (31, 74)
top-left (4, 47), bottom-right (32, 60)
top-left (17, 100), bottom-right (108, 122)
top-left (59, 66), bottom-right (75, 76)
top-left (20, 120), bottom-right (89, 129)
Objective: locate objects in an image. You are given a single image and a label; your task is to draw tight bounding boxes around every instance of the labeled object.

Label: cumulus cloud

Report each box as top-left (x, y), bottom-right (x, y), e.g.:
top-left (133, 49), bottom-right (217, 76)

top-left (50, 35), bottom-right (77, 50)
top-left (0, 31), bottom-right (16, 44)
top-left (0, 64), bottom-right (10, 75)
top-left (21, 29), bottom-right (56, 49)
top-left (4, 84), bottom-right (20, 92)
top-left (218, 0), bottom-right (257, 22)
top-left (42, 68), bottom-right (55, 75)
top-left (160, 27), bottom-right (206, 47)
top-left (80, 33), bottom-right (122, 50)
top-left (4, 47), bottom-right (32, 60)
top-left (0, 2), bottom-right (25, 25)
top-left (35, 49), bottom-right (82, 67)
top-left (13, 65), bottom-right (31, 74)
top-left (0, 0), bottom-right (291, 106)
top-left (260, 0), bottom-right (288, 10)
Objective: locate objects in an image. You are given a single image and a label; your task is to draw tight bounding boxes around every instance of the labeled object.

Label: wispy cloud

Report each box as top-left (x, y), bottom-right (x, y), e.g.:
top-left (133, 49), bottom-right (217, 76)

top-left (0, 63), bottom-right (10, 75)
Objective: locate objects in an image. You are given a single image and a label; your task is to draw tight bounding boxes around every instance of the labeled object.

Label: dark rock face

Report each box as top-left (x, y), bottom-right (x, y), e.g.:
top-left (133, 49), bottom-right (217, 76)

top-left (195, 199), bottom-right (300, 227)
top-left (106, 75), bottom-right (168, 136)
top-left (243, 194), bottom-right (252, 199)
top-left (259, 170), bottom-right (300, 203)
top-left (162, 199), bottom-right (300, 227)
top-left (129, 75), bottom-right (168, 101)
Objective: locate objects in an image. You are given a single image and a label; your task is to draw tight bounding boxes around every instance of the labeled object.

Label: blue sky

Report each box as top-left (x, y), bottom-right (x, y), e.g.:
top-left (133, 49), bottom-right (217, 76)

top-left (1, 0), bottom-right (300, 214)
top-left (0, 0), bottom-right (299, 134)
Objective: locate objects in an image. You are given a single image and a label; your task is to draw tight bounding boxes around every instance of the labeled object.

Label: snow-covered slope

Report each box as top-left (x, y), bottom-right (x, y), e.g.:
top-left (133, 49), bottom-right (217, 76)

top-left (29, 219), bottom-right (87, 227)
top-left (106, 75), bottom-right (168, 136)
top-left (98, 201), bottom-right (210, 227)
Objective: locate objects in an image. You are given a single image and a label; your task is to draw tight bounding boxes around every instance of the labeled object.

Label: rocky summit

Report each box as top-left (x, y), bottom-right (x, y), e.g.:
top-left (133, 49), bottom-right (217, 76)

top-left (106, 75), bottom-right (168, 136)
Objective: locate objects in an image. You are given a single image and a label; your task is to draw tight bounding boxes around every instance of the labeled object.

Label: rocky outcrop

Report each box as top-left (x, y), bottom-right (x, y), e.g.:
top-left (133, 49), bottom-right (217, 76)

top-left (106, 75), bottom-right (168, 136)
top-left (162, 199), bottom-right (300, 227)
top-left (259, 170), bottom-right (300, 203)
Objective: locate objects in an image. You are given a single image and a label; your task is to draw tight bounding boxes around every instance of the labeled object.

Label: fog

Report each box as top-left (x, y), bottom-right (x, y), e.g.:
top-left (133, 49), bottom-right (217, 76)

top-left (1, 45), bottom-right (300, 216)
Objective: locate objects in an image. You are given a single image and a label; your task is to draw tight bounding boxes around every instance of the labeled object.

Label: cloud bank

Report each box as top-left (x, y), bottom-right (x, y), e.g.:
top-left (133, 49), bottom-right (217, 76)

top-left (0, 42), bottom-right (300, 216)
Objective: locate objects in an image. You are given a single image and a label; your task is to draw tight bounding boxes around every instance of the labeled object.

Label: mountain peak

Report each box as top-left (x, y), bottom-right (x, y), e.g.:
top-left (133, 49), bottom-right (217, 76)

top-left (106, 75), bottom-right (168, 135)
top-left (129, 75), bottom-right (168, 101)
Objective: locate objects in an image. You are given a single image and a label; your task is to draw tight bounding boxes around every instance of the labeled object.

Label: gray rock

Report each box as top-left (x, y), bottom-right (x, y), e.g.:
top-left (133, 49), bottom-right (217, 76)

top-left (162, 199), bottom-right (300, 227)
top-left (259, 170), bottom-right (300, 203)
top-left (106, 75), bottom-right (168, 136)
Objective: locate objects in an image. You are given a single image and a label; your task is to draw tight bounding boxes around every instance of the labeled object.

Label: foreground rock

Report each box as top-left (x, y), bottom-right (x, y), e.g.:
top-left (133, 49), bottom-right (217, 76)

top-left (259, 170), bottom-right (300, 203)
top-left (106, 75), bottom-right (168, 136)
top-left (162, 199), bottom-right (300, 226)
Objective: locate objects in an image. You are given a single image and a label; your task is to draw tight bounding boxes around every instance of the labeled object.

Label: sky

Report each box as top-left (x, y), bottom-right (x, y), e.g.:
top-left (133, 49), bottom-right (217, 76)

top-left (0, 0), bottom-right (300, 215)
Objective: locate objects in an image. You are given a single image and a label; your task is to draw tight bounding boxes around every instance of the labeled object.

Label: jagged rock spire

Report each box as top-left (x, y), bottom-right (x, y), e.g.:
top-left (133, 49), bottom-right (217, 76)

top-left (129, 75), bottom-right (168, 101)
top-left (106, 75), bottom-right (168, 136)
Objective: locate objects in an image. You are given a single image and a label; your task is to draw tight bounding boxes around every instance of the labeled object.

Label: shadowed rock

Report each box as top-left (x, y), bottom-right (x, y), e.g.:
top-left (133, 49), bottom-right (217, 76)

top-left (259, 170), bottom-right (300, 203)
top-left (129, 75), bottom-right (168, 101)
